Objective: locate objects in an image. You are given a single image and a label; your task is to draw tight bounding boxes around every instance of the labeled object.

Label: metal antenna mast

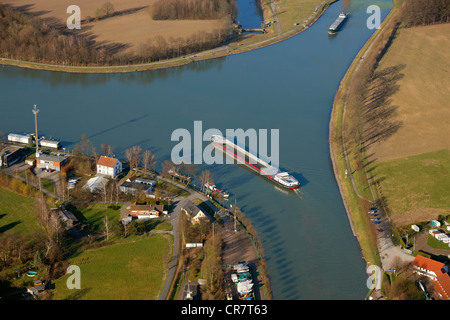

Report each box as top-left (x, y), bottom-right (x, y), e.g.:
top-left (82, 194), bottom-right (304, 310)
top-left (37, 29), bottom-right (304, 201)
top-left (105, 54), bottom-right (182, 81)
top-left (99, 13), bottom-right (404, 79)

top-left (32, 104), bottom-right (39, 155)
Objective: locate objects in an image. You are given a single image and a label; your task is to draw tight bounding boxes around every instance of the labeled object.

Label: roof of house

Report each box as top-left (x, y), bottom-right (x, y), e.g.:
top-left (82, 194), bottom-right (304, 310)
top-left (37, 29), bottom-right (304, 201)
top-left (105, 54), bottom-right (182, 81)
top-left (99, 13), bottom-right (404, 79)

top-left (130, 203), bottom-right (164, 212)
top-left (435, 271), bottom-right (450, 300)
top-left (120, 181), bottom-right (151, 191)
top-left (181, 200), bottom-right (204, 218)
top-left (0, 145), bottom-right (22, 157)
top-left (37, 153), bottom-right (68, 163)
top-left (411, 255), bottom-right (445, 273)
top-left (97, 156), bottom-right (119, 168)
top-left (412, 255), bottom-right (450, 300)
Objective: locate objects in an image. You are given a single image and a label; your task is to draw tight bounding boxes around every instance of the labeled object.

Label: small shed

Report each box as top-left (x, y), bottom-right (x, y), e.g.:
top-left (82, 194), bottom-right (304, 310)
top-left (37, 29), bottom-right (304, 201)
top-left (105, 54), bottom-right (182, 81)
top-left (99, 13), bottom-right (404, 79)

top-left (27, 280), bottom-right (45, 296)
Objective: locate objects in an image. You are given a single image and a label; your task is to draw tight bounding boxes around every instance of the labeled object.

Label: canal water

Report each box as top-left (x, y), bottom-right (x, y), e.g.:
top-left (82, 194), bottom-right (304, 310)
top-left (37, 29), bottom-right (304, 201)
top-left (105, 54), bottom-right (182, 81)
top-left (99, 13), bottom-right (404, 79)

top-left (0, 0), bottom-right (392, 299)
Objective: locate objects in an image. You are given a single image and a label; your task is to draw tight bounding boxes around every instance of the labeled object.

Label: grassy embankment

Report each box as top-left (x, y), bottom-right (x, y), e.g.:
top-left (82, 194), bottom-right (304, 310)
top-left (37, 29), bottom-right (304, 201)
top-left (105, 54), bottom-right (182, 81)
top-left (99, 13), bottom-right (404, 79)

top-left (329, 6), bottom-right (400, 267)
top-left (0, 0), bottom-right (334, 73)
top-left (330, 1), bottom-right (450, 267)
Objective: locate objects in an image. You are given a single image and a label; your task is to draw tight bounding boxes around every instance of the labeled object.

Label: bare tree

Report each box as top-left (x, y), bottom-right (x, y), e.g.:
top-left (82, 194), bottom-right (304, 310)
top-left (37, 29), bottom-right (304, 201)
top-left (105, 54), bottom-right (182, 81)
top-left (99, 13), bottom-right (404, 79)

top-left (142, 149), bottom-right (156, 174)
top-left (199, 170), bottom-right (214, 191)
top-left (125, 145), bottom-right (142, 171)
top-left (103, 215), bottom-right (112, 241)
top-left (99, 178), bottom-right (110, 203)
top-left (102, 1), bottom-right (115, 15)
top-left (101, 143), bottom-right (114, 156)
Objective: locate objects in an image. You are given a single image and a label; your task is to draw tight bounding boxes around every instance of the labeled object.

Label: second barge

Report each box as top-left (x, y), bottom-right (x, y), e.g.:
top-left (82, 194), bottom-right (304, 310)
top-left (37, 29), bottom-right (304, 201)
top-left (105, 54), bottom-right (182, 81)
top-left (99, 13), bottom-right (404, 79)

top-left (328, 12), bottom-right (348, 34)
top-left (210, 135), bottom-right (300, 189)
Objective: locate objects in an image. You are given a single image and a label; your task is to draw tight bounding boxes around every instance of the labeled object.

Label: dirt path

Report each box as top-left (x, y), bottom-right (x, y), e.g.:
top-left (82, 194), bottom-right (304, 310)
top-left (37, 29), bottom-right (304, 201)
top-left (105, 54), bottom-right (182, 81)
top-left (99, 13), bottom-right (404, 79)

top-left (221, 212), bottom-right (265, 300)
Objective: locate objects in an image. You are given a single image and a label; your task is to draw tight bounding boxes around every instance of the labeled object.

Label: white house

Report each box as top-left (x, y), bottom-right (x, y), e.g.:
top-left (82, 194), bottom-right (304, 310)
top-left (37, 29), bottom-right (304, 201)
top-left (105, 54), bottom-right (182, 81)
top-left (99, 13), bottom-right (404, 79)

top-left (180, 199), bottom-right (211, 224)
top-left (96, 156), bottom-right (122, 178)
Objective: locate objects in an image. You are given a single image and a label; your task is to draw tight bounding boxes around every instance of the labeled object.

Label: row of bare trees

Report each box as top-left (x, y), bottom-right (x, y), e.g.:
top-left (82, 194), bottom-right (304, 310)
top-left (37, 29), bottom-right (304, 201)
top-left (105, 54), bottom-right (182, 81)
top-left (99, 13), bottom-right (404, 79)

top-left (344, 11), bottom-right (405, 151)
top-left (0, 4), bottom-right (106, 65)
top-left (399, 0), bottom-right (450, 27)
top-left (151, 0), bottom-right (237, 20)
top-left (0, 3), bottom-right (233, 67)
top-left (124, 145), bottom-right (157, 174)
top-left (136, 24), bottom-right (230, 63)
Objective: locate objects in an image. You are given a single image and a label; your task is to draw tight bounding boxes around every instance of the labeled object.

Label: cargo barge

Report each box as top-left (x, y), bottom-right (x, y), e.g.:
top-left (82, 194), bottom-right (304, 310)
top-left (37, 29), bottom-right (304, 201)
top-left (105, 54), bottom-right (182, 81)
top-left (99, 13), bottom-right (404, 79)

top-left (328, 12), bottom-right (348, 34)
top-left (210, 135), bottom-right (300, 189)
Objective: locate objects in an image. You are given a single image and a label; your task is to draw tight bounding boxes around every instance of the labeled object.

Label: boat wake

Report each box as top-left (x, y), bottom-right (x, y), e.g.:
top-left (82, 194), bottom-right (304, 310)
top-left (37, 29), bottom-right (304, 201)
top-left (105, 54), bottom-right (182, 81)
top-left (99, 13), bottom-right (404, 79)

top-left (293, 188), bottom-right (303, 200)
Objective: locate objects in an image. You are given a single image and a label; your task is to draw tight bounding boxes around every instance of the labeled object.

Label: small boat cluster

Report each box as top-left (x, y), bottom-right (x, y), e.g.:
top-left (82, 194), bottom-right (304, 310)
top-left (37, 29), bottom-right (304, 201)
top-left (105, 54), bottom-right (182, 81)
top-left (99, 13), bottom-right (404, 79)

top-left (230, 262), bottom-right (254, 300)
top-left (204, 182), bottom-right (230, 199)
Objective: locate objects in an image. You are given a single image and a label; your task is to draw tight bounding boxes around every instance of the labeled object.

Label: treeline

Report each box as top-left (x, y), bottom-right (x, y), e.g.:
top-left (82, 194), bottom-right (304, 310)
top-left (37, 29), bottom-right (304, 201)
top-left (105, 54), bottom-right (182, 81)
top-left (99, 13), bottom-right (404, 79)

top-left (400, 0), bottom-right (450, 27)
top-left (344, 10), bottom-right (404, 151)
top-left (0, 4), bottom-right (232, 67)
top-left (151, 0), bottom-right (238, 20)
top-left (136, 23), bottom-right (230, 63)
top-left (0, 4), bottom-right (106, 65)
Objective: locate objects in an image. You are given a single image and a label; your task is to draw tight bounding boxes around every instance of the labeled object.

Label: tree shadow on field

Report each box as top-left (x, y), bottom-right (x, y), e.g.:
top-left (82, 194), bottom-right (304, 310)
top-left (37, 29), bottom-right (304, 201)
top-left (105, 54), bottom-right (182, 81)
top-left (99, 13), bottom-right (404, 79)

top-left (363, 64), bottom-right (406, 148)
top-left (0, 220), bottom-right (22, 233)
top-left (64, 287), bottom-right (92, 300)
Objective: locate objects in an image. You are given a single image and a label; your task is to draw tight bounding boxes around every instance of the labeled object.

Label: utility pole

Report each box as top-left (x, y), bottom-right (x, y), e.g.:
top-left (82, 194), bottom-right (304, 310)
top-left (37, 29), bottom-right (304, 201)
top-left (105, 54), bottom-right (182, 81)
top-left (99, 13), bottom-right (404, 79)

top-left (32, 104), bottom-right (39, 156)
top-left (234, 199), bottom-right (237, 233)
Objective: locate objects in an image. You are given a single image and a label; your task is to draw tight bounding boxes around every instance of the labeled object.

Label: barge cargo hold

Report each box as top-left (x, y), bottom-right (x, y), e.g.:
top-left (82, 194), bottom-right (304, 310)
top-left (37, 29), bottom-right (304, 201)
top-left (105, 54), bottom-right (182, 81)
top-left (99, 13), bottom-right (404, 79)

top-left (328, 12), bottom-right (348, 34)
top-left (210, 135), bottom-right (300, 189)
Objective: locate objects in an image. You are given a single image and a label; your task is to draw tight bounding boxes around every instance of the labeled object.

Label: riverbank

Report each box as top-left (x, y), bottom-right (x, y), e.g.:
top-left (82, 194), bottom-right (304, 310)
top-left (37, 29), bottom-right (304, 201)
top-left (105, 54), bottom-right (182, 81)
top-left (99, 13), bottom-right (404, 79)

top-left (328, 5), bottom-right (398, 269)
top-left (0, 0), bottom-right (335, 74)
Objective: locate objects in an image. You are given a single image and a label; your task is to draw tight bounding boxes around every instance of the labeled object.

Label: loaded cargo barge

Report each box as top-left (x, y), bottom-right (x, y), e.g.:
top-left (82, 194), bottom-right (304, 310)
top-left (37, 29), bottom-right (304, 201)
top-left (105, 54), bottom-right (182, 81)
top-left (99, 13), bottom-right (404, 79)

top-left (210, 135), bottom-right (300, 189)
top-left (328, 12), bottom-right (348, 34)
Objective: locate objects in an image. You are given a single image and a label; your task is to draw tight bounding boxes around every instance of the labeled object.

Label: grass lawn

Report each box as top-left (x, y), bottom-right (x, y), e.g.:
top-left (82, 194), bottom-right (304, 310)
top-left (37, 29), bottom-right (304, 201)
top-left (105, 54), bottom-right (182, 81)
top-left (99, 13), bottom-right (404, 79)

top-left (275, 0), bottom-right (325, 33)
top-left (51, 234), bottom-right (172, 300)
top-left (0, 187), bottom-right (41, 234)
top-left (374, 149), bottom-right (450, 226)
top-left (75, 203), bottom-right (122, 230)
top-left (367, 23), bottom-right (450, 162)
top-left (428, 235), bottom-right (450, 250)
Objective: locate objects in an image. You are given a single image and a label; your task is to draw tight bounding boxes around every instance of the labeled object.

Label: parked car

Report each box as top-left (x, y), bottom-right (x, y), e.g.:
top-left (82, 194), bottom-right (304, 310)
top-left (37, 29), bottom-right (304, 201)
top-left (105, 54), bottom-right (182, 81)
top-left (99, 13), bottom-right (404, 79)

top-left (377, 228), bottom-right (383, 232)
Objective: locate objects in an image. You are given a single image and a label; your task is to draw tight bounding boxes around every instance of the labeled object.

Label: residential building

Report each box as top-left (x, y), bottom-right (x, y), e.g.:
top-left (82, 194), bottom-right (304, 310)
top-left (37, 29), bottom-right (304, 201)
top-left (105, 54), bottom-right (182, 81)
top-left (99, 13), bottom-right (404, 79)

top-left (52, 204), bottom-right (79, 228)
top-left (181, 199), bottom-right (210, 224)
top-left (36, 153), bottom-right (68, 171)
top-left (411, 255), bottom-right (450, 300)
top-left (129, 203), bottom-right (165, 219)
top-left (96, 156), bottom-right (122, 178)
top-left (0, 146), bottom-right (22, 168)
top-left (27, 280), bottom-right (45, 297)
top-left (119, 177), bottom-right (156, 197)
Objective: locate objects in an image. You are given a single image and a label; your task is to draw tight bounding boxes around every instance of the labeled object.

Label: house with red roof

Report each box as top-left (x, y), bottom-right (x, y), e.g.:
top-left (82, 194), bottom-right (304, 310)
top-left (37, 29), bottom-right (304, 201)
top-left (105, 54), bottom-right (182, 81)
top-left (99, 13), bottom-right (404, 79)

top-left (96, 156), bottom-right (122, 178)
top-left (411, 255), bottom-right (450, 300)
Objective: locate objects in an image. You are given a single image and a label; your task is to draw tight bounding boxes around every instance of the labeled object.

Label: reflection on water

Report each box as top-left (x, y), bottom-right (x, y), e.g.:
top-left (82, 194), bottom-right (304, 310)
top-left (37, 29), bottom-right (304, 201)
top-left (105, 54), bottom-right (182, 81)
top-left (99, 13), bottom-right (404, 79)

top-left (0, 57), bottom-right (227, 87)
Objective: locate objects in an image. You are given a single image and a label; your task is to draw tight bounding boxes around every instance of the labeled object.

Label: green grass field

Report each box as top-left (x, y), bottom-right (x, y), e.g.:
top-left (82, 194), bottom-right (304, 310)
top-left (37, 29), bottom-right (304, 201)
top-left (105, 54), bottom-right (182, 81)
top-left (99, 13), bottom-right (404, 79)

top-left (52, 234), bottom-right (172, 300)
top-left (77, 204), bottom-right (122, 231)
top-left (373, 149), bottom-right (450, 226)
top-left (0, 187), bottom-right (41, 234)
